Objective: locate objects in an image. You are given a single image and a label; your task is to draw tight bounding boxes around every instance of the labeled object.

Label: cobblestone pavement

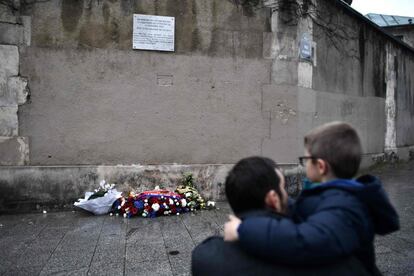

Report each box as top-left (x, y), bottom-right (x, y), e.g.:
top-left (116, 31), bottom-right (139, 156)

top-left (0, 161), bottom-right (413, 275)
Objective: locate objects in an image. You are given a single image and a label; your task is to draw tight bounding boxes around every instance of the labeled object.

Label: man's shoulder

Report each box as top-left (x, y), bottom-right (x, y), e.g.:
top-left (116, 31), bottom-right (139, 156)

top-left (192, 236), bottom-right (371, 276)
top-left (192, 236), bottom-right (242, 259)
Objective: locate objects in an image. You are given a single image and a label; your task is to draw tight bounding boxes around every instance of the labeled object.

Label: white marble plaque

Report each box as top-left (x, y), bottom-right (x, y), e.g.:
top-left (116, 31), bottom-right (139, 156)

top-left (133, 14), bottom-right (175, 52)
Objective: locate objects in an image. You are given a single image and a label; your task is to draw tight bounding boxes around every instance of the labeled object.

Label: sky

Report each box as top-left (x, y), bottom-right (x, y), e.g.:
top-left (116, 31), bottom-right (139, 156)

top-left (351, 0), bottom-right (414, 17)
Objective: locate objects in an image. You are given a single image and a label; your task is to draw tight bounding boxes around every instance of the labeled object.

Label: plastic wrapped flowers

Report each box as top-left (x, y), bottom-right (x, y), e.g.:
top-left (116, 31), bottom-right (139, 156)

top-left (74, 180), bottom-right (122, 215)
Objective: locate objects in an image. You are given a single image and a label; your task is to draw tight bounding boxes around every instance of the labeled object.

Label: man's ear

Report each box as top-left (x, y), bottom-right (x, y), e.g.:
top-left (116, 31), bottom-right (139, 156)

top-left (265, 190), bottom-right (281, 212)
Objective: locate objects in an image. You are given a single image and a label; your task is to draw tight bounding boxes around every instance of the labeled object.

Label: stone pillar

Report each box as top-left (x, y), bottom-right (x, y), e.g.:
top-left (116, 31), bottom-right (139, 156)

top-left (263, 0), bottom-right (316, 87)
top-left (296, 0), bottom-right (315, 89)
top-left (384, 44), bottom-right (397, 152)
top-left (0, 6), bottom-right (30, 165)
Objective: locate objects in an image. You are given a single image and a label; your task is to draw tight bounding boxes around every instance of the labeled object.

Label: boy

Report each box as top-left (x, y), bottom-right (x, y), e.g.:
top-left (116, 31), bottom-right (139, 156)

top-left (224, 122), bottom-right (399, 274)
top-left (193, 156), bottom-right (369, 275)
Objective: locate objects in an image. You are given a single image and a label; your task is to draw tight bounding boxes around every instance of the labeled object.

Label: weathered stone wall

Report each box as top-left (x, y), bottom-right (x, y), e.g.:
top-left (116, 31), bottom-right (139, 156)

top-left (23, 0), bottom-right (269, 56)
top-left (11, 0), bottom-right (414, 166)
top-left (395, 47), bottom-right (414, 147)
top-left (0, 4), bottom-right (30, 165)
top-left (384, 25), bottom-right (414, 49)
top-left (17, 0), bottom-right (277, 165)
top-left (1, 0), bottom-right (414, 212)
top-left (0, 163), bottom-right (302, 213)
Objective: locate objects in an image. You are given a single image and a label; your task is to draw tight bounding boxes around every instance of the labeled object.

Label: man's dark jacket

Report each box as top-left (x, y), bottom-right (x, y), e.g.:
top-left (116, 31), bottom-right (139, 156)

top-left (192, 210), bottom-right (370, 276)
top-left (238, 175), bottom-right (400, 274)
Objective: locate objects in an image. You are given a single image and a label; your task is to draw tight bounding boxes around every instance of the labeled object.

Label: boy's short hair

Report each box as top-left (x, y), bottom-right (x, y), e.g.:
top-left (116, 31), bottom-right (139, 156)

top-left (304, 122), bottom-right (362, 179)
top-left (225, 156), bottom-right (282, 215)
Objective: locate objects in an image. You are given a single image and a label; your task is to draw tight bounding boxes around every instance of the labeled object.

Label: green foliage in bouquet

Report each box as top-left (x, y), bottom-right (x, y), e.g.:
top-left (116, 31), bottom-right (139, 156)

top-left (88, 190), bottom-right (107, 200)
top-left (180, 172), bottom-right (195, 188)
top-left (88, 181), bottom-right (115, 200)
top-left (176, 173), bottom-right (206, 210)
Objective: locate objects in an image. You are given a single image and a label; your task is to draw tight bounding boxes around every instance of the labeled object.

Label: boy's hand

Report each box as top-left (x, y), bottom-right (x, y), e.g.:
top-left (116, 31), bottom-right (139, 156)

top-left (224, 214), bottom-right (241, 242)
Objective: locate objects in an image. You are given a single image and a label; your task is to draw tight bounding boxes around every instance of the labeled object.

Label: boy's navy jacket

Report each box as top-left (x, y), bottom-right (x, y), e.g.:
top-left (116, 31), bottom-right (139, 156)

top-left (192, 210), bottom-right (371, 276)
top-left (238, 175), bottom-right (399, 273)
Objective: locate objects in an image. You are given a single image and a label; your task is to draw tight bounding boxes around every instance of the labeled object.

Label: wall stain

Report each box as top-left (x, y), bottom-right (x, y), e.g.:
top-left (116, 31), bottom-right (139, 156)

top-left (359, 26), bottom-right (365, 96)
top-left (102, 2), bottom-right (110, 25)
top-left (167, 0), bottom-right (193, 53)
top-left (121, 0), bottom-right (133, 15)
top-left (79, 22), bottom-right (108, 48)
top-left (208, 0), bottom-right (219, 56)
top-left (61, 0), bottom-right (84, 32)
top-left (154, 0), bottom-right (159, 15)
top-left (133, 1), bottom-right (144, 14)
top-left (191, 0), bottom-right (200, 52)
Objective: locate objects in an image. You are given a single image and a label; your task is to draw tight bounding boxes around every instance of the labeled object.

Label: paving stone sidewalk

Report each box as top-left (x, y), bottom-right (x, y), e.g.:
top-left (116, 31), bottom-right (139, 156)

top-left (1, 161), bottom-right (413, 275)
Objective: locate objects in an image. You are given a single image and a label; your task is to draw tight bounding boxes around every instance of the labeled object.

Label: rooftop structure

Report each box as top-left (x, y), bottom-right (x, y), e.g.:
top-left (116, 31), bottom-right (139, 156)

top-left (366, 13), bottom-right (414, 27)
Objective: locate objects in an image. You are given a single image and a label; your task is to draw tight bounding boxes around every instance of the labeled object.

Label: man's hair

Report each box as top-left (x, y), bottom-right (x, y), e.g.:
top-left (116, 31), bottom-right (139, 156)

top-left (225, 156), bottom-right (282, 215)
top-left (304, 121), bottom-right (362, 179)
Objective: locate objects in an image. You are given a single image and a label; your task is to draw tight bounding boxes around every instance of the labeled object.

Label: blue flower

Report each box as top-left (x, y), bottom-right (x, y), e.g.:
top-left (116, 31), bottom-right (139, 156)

top-left (134, 200), bottom-right (145, 209)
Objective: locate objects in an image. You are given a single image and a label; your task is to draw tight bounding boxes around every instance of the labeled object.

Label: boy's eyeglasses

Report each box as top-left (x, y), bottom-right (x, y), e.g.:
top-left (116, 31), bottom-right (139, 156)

top-left (298, 156), bottom-right (318, 166)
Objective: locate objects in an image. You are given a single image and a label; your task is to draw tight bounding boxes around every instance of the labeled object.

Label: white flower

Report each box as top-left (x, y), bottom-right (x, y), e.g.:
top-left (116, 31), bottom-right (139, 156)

top-left (155, 185), bottom-right (160, 190)
top-left (123, 213), bottom-right (127, 218)
top-left (181, 199), bottom-right (187, 207)
top-left (207, 201), bottom-right (216, 207)
top-left (164, 211), bottom-right (169, 215)
top-left (176, 212), bottom-right (180, 216)
top-left (185, 192), bottom-right (192, 198)
top-left (43, 210), bottom-right (47, 214)
top-left (152, 203), bottom-right (160, 211)
top-left (142, 213), bottom-right (147, 217)
top-left (176, 202), bottom-right (179, 206)
top-left (169, 199), bottom-right (174, 205)
top-left (144, 199), bottom-right (148, 203)
top-left (109, 213), bottom-right (113, 216)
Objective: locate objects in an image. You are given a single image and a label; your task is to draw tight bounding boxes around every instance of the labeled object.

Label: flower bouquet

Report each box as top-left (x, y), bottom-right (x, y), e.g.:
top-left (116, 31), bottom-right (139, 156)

top-left (112, 187), bottom-right (189, 218)
top-left (175, 172), bottom-right (207, 210)
top-left (74, 180), bottom-right (122, 215)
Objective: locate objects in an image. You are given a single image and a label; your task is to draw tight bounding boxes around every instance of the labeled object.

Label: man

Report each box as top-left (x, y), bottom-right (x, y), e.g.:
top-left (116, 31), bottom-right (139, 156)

top-left (191, 156), bottom-right (370, 276)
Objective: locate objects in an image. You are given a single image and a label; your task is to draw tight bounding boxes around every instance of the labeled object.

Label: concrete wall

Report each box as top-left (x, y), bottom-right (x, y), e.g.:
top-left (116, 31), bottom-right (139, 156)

top-left (18, 0), bottom-right (277, 165)
top-left (395, 47), bottom-right (414, 147)
top-left (12, 0), bottom-right (414, 165)
top-left (20, 48), bottom-right (271, 164)
top-left (0, 163), bottom-right (302, 213)
top-left (1, 0), bottom-right (414, 212)
top-left (384, 25), bottom-right (414, 49)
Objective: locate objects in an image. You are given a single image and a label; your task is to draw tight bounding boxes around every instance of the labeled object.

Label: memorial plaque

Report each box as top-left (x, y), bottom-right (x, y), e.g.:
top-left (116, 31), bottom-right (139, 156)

top-left (133, 14), bottom-right (175, 52)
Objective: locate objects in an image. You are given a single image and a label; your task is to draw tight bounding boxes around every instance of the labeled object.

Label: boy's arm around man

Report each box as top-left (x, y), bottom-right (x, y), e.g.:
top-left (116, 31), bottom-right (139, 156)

top-left (234, 175), bottom-right (399, 265)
